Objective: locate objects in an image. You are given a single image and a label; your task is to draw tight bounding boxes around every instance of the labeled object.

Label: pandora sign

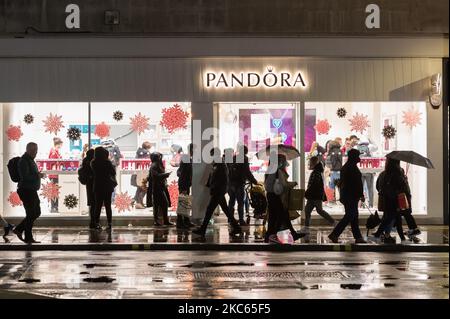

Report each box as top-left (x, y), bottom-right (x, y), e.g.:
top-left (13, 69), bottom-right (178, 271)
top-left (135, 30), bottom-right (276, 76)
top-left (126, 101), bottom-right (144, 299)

top-left (204, 66), bottom-right (307, 89)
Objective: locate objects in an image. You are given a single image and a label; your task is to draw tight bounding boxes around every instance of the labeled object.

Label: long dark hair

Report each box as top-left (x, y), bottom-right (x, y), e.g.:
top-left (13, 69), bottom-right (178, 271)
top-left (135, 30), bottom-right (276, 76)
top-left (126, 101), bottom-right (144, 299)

top-left (93, 147), bottom-right (108, 161)
top-left (385, 158), bottom-right (401, 177)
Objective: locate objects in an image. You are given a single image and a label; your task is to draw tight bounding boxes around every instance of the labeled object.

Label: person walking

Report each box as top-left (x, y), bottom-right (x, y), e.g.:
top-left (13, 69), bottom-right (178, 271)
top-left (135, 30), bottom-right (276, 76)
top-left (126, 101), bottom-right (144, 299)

top-left (301, 156), bottom-right (335, 235)
top-left (79, 149), bottom-right (98, 229)
top-left (328, 149), bottom-right (366, 244)
top-left (13, 142), bottom-right (45, 243)
top-left (150, 152), bottom-right (173, 227)
top-left (91, 147), bottom-right (117, 230)
top-left (264, 154), bottom-right (303, 243)
top-left (48, 137), bottom-right (63, 213)
top-left (227, 145), bottom-right (259, 226)
top-left (193, 148), bottom-right (241, 237)
top-left (176, 143), bottom-right (195, 229)
top-left (132, 141), bottom-right (152, 209)
top-left (368, 158), bottom-right (409, 243)
top-left (325, 140), bottom-right (342, 204)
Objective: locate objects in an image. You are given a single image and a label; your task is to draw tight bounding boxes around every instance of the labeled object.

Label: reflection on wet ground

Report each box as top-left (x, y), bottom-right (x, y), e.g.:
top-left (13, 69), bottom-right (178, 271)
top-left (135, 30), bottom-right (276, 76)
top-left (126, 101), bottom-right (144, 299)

top-left (1, 225), bottom-right (448, 246)
top-left (0, 251), bottom-right (447, 299)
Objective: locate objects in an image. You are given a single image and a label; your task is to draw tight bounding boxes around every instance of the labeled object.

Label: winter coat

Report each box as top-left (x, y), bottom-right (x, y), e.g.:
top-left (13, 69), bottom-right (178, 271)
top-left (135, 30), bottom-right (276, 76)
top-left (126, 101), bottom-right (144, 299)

top-left (326, 142), bottom-right (343, 171)
top-left (150, 162), bottom-right (171, 207)
top-left (91, 158), bottom-right (117, 193)
top-left (81, 156), bottom-right (95, 206)
top-left (206, 161), bottom-right (229, 196)
top-left (339, 160), bottom-right (363, 204)
top-left (376, 168), bottom-right (410, 211)
top-left (177, 154), bottom-right (192, 193)
top-left (17, 153), bottom-right (41, 191)
top-left (228, 155), bottom-right (258, 186)
top-left (305, 163), bottom-right (327, 201)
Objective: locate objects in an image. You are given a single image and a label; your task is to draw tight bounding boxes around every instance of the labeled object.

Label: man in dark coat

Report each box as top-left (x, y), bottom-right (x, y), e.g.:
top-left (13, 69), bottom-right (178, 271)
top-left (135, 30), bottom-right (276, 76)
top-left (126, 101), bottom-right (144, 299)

top-left (80, 149), bottom-right (97, 229)
top-left (328, 149), bottom-right (366, 243)
top-left (193, 147), bottom-right (241, 237)
top-left (176, 143), bottom-right (195, 228)
top-left (301, 156), bottom-right (335, 234)
top-left (227, 145), bottom-right (258, 226)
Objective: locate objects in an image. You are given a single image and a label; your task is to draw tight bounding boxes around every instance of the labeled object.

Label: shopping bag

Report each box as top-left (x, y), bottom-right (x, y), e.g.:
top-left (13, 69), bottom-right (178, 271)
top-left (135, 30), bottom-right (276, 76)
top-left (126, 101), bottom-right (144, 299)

top-left (176, 193), bottom-right (192, 217)
top-left (397, 193), bottom-right (410, 211)
top-left (288, 188), bottom-right (304, 211)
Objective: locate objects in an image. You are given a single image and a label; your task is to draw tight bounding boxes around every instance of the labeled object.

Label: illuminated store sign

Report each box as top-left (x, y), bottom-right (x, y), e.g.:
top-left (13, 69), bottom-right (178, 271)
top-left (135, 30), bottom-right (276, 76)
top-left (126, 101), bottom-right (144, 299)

top-left (205, 67), bottom-right (307, 89)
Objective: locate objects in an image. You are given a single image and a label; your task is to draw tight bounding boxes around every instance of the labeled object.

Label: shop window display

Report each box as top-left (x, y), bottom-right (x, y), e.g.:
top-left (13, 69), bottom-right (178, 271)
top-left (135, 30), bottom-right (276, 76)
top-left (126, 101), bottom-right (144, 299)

top-left (1, 102), bottom-right (191, 217)
top-left (305, 102), bottom-right (427, 215)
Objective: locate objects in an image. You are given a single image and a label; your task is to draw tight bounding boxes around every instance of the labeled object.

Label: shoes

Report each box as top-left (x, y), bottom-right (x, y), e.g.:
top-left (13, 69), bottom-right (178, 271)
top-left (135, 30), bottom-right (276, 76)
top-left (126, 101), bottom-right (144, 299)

top-left (328, 234), bottom-right (339, 243)
top-left (268, 234), bottom-right (282, 244)
top-left (407, 228), bottom-right (421, 236)
top-left (163, 221), bottom-right (175, 226)
top-left (25, 238), bottom-right (41, 244)
top-left (355, 238), bottom-right (367, 244)
top-left (292, 232), bottom-right (306, 241)
top-left (230, 225), bottom-right (242, 234)
top-left (13, 228), bottom-right (25, 243)
top-left (382, 235), bottom-right (396, 244)
top-left (135, 203), bottom-right (145, 209)
top-left (367, 235), bottom-right (382, 243)
top-left (154, 220), bottom-right (163, 227)
top-left (3, 223), bottom-right (14, 237)
top-left (192, 228), bottom-right (205, 237)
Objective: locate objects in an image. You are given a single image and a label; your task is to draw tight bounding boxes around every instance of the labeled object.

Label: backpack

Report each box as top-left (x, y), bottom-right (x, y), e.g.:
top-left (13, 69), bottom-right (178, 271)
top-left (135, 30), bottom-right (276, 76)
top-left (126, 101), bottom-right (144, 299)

top-left (7, 157), bottom-right (21, 183)
top-left (78, 164), bottom-right (89, 185)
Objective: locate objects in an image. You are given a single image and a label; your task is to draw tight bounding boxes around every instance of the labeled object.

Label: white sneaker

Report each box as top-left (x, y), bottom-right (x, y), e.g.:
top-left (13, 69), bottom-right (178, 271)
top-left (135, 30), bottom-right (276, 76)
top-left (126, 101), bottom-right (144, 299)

top-left (367, 235), bottom-right (382, 243)
top-left (401, 239), bottom-right (412, 245)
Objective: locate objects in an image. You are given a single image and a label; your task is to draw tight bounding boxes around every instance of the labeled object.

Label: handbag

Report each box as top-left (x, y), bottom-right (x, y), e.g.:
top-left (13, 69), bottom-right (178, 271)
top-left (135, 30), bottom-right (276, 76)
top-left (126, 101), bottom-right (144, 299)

top-left (288, 188), bottom-right (304, 211)
top-left (176, 193), bottom-right (192, 217)
top-left (397, 193), bottom-right (410, 211)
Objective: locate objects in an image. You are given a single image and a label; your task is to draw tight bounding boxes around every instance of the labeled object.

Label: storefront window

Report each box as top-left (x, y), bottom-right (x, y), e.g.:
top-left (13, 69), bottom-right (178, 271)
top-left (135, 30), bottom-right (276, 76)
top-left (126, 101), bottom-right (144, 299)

top-left (218, 102), bottom-right (298, 182)
top-left (304, 102), bottom-right (427, 215)
top-left (1, 102), bottom-right (191, 217)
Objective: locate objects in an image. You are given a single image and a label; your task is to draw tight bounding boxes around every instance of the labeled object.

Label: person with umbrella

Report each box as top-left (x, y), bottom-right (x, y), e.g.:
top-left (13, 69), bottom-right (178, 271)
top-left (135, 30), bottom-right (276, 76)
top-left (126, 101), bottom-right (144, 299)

top-left (328, 149), bottom-right (366, 244)
top-left (257, 145), bottom-right (304, 243)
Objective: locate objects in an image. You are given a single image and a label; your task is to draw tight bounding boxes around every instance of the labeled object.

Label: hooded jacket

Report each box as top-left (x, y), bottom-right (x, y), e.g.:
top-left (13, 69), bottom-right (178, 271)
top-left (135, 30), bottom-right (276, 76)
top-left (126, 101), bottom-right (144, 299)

top-left (206, 160), bottom-right (229, 196)
top-left (339, 151), bottom-right (363, 203)
top-left (305, 162), bottom-right (327, 201)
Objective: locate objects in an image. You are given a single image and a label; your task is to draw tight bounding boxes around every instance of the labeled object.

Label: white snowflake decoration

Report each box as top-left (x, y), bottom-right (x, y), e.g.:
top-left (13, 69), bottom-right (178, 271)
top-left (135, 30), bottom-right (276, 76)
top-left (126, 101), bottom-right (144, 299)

top-left (402, 109), bottom-right (422, 129)
top-left (43, 113), bottom-right (65, 135)
top-left (41, 182), bottom-right (61, 203)
top-left (114, 192), bottom-right (133, 212)
top-left (130, 112), bottom-right (150, 135)
top-left (349, 113), bottom-right (370, 134)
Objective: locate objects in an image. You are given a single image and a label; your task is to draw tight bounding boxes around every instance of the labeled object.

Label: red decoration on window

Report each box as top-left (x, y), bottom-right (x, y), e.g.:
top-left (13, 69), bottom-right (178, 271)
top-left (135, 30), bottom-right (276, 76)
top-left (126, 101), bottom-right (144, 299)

top-left (314, 119), bottom-right (332, 135)
top-left (94, 122), bottom-right (111, 139)
top-left (402, 109), bottom-right (422, 129)
top-left (114, 192), bottom-right (133, 213)
top-left (6, 125), bottom-right (23, 141)
top-left (8, 191), bottom-right (23, 207)
top-left (41, 182), bottom-right (61, 203)
top-left (160, 104), bottom-right (189, 133)
top-left (130, 112), bottom-right (150, 134)
top-left (168, 180), bottom-right (179, 211)
top-left (349, 113), bottom-right (370, 134)
top-left (43, 113), bottom-right (64, 135)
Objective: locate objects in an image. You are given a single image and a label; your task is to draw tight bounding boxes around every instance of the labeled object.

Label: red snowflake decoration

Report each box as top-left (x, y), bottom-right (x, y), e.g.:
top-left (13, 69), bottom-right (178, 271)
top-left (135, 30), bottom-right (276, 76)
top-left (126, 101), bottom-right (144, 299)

top-left (130, 112), bottom-right (150, 135)
top-left (94, 122), bottom-right (111, 139)
top-left (114, 192), bottom-right (133, 213)
top-left (41, 182), bottom-right (61, 203)
top-left (6, 125), bottom-right (23, 141)
top-left (43, 113), bottom-right (64, 135)
top-left (349, 113), bottom-right (370, 134)
top-left (402, 109), bottom-right (422, 129)
top-left (168, 180), bottom-right (179, 211)
top-left (314, 119), bottom-right (332, 135)
top-left (160, 104), bottom-right (189, 133)
top-left (8, 191), bottom-right (22, 207)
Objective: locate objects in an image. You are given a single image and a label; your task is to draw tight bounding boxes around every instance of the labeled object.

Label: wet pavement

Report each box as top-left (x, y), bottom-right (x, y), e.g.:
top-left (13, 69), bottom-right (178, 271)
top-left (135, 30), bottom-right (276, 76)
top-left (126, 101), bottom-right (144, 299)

top-left (0, 251), bottom-right (447, 299)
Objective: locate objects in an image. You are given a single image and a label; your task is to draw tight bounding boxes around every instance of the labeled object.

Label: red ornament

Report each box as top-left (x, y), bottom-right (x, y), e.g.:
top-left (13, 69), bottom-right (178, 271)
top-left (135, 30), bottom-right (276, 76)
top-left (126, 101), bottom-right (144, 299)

top-left (168, 180), bottom-right (179, 210)
top-left (349, 113), bottom-right (370, 134)
top-left (94, 122), bottom-right (111, 139)
top-left (41, 182), bottom-right (61, 203)
top-left (314, 119), bottom-right (332, 135)
top-left (130, 112), bottom-right (150, 135)
top-left (43, 113), bottom-right (64, 135)
top-left (402, 109), bottom-right (422, 129)
top-left (114, 192), bottom-right (133, 213)
top-left (6, 125), bottom-right (23, 141)
top-left (160, 104), bottom-right (189, 133)
top-left (8, 191), bottom-right (23, 207)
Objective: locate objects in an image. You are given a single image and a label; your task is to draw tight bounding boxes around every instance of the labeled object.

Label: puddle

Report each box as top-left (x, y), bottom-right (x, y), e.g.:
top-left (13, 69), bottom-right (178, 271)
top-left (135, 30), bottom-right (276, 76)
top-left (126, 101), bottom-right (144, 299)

top-left (83, 276), bottom-right (116, 283)
top-left (18, 278), bottom-right (41, 284)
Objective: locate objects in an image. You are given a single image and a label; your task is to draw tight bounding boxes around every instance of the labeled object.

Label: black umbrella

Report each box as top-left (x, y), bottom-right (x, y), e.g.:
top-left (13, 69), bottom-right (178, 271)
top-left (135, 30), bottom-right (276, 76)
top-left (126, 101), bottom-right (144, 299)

top-left (386, 151), bottom-right (434, 169)
top-left (256, 144), bottom-right (301, 161)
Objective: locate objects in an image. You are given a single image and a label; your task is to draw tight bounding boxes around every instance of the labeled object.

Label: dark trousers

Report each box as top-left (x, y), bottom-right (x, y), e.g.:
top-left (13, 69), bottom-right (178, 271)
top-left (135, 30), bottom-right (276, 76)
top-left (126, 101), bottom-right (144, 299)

top-left (199, 194), bottom-right (238, 232)
top-left (265, 192), bottom-right (297, 241)
top-left (16, 189), bottom-right (41, 240)
top-left (153, 192), bottom-right (170, 223)
top-left (330, 200), bottom-right (363, 240)
top-left (228, 183), bottom-right (245, 221)
top-left (94, 191), bottom-right (113, 225)
top-left (402, 209), bottom-right (418, 230)
top-left (88, 205), bottom-right (96, 228)
top-left (375, 210), bottom-right (405, 240)
top-left (304, 199), bottom-right (335, 226)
